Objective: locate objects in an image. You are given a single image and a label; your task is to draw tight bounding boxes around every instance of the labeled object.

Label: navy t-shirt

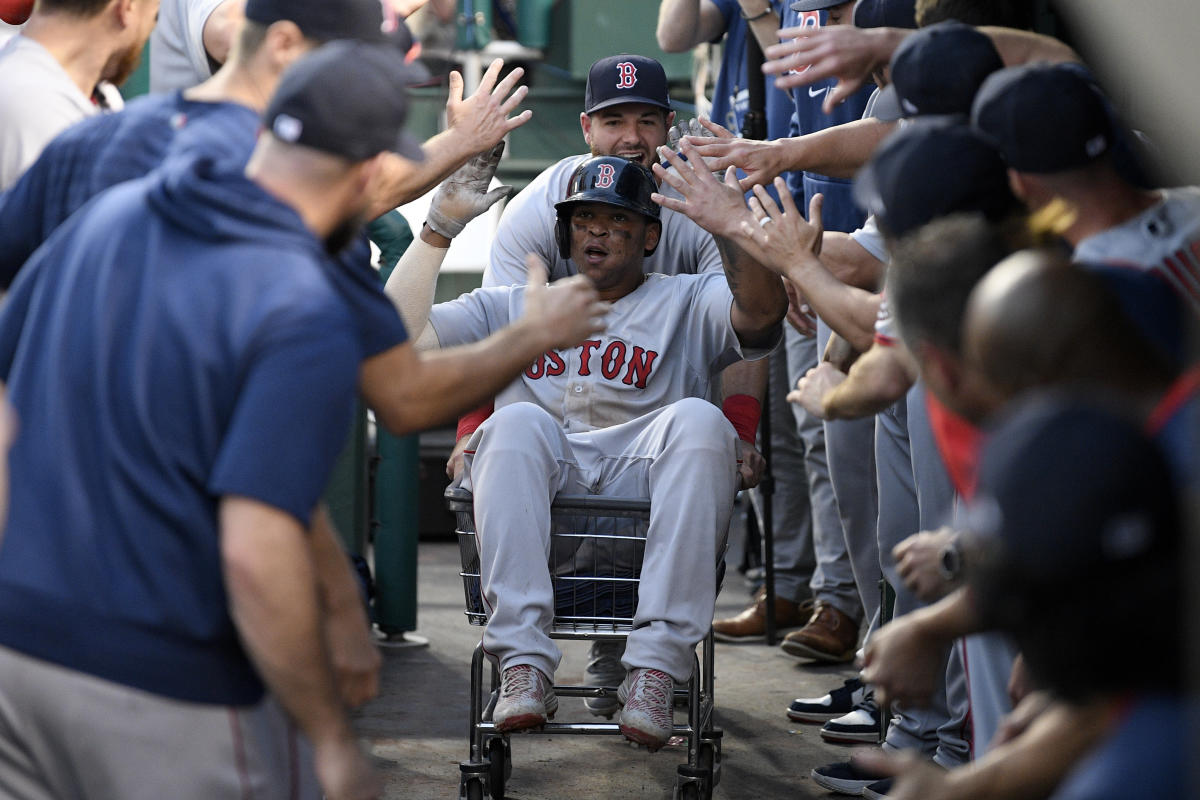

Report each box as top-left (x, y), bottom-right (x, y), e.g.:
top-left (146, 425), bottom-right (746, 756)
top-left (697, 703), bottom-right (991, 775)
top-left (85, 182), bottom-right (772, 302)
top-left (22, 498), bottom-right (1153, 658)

top-left (778, 6), bottom-right (874, 233)
top-left (0, 156), bottom-right (360, 705)
top-left (708, 0), bottom-right (800, 206)
top-left (0, 91), bottom-right (407, 358)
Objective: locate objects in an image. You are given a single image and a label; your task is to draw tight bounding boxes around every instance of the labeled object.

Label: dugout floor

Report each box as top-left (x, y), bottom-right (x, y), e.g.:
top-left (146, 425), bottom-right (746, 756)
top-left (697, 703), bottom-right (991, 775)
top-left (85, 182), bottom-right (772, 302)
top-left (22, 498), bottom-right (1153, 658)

top-left (354, 534), bottom-right (863, 799)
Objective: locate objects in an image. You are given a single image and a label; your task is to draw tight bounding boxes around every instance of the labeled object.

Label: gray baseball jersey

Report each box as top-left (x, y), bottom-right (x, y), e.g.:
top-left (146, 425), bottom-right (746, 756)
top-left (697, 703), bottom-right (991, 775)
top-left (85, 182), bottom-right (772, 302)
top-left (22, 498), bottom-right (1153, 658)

top-left (483, 154), bottom-right (724, 288)
top-left (1073, 186), bottom-right (1200, 315)
top-left (431, 272), bottom-right (769, 432)
top-left (149, 0), bottom-right (226, 93)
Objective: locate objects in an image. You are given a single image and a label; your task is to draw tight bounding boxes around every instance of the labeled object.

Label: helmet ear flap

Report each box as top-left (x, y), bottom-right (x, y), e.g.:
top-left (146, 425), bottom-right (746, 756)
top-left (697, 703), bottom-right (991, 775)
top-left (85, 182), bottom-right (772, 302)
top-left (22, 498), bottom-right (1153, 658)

top-left (555, 213), bottom-right (571, 261)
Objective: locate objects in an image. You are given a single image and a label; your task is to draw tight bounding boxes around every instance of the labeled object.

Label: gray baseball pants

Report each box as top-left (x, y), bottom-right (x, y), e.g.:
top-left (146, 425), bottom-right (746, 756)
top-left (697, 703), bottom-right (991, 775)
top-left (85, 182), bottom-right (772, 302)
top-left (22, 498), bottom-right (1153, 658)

top-left (462, 399), bottom-right (738, 684)
top-left (0, 646), bottom-right (318, 800)
top-left (875, 384), bottom-right (970, 768)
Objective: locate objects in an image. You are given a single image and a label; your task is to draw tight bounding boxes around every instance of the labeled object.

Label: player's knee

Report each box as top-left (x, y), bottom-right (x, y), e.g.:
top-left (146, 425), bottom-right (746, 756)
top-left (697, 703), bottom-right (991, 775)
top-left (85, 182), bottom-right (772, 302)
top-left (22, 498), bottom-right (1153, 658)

top-left (478, 402), bottom-right (558, 448)
top-left (664, 398), bottom-right (734, 448)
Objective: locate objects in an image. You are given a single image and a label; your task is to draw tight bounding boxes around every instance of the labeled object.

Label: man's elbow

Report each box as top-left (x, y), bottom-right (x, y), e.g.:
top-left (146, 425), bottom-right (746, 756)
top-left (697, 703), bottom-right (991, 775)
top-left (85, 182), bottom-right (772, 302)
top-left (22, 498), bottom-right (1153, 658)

top-left (656, 25), bottom-right (696, 53)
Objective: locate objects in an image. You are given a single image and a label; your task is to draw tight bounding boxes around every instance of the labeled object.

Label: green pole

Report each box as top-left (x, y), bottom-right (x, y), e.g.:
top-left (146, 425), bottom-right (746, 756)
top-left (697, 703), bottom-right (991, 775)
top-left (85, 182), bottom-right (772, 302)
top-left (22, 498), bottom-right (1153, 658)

top-left (370, 212), bottom-right (421, 635)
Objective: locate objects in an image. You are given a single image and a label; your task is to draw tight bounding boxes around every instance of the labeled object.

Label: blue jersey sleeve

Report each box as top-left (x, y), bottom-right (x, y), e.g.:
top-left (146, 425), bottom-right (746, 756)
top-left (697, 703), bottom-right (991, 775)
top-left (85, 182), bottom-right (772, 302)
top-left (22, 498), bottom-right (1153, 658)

top-left (207, 300), bottom-right (361, 525)
top-left (428, 286), bottom-right (514, 348)
top-left (329, 234), bottom-right (409, 358)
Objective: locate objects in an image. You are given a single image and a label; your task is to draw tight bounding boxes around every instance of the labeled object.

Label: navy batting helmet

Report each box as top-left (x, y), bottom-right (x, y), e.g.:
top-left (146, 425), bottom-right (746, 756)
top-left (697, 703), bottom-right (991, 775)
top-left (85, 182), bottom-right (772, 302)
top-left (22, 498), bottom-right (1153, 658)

top-left (554, 156), bottom-right (661, 260)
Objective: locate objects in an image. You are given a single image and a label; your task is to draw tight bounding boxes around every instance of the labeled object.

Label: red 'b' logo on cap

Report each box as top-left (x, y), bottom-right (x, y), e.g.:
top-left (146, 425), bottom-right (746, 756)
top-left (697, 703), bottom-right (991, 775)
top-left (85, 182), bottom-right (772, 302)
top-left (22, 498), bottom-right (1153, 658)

top-left (595, 163), bottom-right (616, 189)
top-left (615, 61), bottom-right (638, 89)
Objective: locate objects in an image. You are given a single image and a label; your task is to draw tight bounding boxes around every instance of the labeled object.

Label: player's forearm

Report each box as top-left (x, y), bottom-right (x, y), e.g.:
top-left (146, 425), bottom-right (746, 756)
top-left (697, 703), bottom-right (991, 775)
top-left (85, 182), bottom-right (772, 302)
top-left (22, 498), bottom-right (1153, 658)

top-left (221, 498), bottom-right (353, 749)
top-left (821, 343), bottom-right (913, 419)
top-left (201, 0), bottom-right (242, 66)
top-left (364, 321), bottom-right (551, 435)
top-left (981, 26), bottom-right (1080, 68)
top-left (783, 258), bottom-right (880, 352)
top-left (777, 118), bottom-right (895, 180)
top-left (367, 133), bottom-right (476, 220)
top-left (821, 232), bottom-right (886, 290)
top-left (716, 236), bottom-right (789, 346)
top-left (309, 506), bottom-right (368, 617)
top-left (908, 587), bottom-right (983, 642)
top-left (383, 225), bottom-right (451, 336)
top-left (719, 358), bottom-right (768, 404)
top-left (939, 699), bottom-right (1110, 800)
top-left (657, 0), bottom-right (725, 52)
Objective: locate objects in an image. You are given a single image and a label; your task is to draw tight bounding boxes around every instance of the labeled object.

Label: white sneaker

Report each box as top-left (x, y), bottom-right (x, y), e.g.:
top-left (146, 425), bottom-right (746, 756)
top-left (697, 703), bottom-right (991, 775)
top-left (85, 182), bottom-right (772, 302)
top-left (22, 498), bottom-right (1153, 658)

top-left (493, 664), bottom-right (558, 733)
top-left (583, 641), bottom-right (626, 718)
top-left (617, 668), bottom-right (674, 751)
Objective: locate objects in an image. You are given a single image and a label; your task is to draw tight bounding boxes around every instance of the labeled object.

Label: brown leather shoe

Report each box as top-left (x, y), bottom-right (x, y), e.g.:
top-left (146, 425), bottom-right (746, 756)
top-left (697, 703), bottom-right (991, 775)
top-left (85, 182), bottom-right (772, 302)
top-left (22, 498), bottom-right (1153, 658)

top-left (712, 590), bottom-right (815, 643)
top-left (779, 602), bottom-right (859, 662)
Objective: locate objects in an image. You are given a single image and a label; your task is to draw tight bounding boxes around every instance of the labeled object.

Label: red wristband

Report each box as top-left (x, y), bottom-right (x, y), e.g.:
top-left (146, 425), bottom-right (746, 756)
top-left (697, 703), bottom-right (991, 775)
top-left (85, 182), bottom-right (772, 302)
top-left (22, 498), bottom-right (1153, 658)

top-left (722, 394), bottom-right (761, 444)
top-left (456, 402), bottom-right (495, 441)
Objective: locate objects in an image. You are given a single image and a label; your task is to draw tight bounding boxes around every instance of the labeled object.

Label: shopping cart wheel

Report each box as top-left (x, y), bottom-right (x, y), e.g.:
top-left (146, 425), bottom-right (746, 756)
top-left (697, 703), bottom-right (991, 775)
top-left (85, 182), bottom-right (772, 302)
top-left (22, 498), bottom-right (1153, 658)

top-left (674, 764), bottom-right (707, 800)
top-left (459, 761), bottom-right (488, 800)
top-left (486, 736), bottom-right (511, 799)
top-left (699, 729), bottom-right (722, 788)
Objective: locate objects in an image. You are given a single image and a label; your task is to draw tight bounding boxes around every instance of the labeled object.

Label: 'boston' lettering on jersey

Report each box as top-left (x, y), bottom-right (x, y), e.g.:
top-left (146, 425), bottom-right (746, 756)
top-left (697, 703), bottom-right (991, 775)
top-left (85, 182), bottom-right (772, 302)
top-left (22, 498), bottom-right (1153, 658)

top-left (525, 338), bottom-right (660, 388)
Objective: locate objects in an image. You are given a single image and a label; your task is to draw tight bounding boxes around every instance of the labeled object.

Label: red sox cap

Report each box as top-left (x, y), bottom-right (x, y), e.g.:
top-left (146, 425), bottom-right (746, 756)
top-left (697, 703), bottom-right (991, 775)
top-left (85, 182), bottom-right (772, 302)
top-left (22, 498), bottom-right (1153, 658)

top-left (264, 40), bottom-right (426, 162)
top-left (971, 62), bottom-right (1114, 173)
top-left (872, 20), bottom-right (1003, 121)
top-left (584, 55), bottom-right (672, 115)
top-left (246, 0), bottom-right (428, 74)
top-left (852, 0), bottom-right (917, 29)
top-left (854, 118), bottom-right (1017, 239)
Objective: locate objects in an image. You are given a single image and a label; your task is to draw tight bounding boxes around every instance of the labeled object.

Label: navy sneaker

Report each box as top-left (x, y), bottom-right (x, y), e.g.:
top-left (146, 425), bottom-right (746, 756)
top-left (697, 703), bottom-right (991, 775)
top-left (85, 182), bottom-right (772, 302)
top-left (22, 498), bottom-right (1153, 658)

top-left (862, 777), bottom-right (894, 799)
top-left (810, 761), bottom-right (891, 795)
top-left (787, 677), bottom-right (865, 723)
top-left (820, 691), bottom-right (883, 744)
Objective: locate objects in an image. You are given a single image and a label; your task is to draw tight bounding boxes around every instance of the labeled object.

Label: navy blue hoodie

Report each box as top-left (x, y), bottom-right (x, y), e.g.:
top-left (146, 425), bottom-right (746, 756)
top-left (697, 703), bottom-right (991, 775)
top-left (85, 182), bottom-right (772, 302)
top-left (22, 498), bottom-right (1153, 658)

top-left (0, 154), bottom-right (359, 704)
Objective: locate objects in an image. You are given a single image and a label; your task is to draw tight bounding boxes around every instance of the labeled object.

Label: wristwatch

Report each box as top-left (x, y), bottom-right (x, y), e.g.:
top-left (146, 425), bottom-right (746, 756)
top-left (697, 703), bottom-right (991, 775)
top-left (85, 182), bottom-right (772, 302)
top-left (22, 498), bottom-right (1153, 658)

top-left (938, 538), bottom-right (963, 582)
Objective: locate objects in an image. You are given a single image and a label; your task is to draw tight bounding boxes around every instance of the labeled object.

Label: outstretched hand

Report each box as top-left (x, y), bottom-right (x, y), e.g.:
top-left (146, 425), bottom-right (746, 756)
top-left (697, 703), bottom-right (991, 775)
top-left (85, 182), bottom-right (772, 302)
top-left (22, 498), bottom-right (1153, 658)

top-left (650, 141), bottom-right (755, 240)
top-left (763, 26), bottom-right (901, 113)
top-left (787, 361), bottom-right (844, 418)
top-left (682, 117), bottom-right (787, 192)
top-left (522, 254), bottom-right (609, 350)
top-left (860, 613), bottom-right (949, 708)
top-left (426, 141), bottom-right (512, 238)
top-left (734, 181), bottom-right (824, 274)
top-left (445, 59), bottom-right (533, 154)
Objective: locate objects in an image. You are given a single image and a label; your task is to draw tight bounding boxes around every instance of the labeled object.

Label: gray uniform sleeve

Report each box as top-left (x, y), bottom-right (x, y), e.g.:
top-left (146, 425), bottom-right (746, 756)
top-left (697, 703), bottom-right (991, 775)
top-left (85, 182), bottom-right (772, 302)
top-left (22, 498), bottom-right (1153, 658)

top-left (427, 286), bottom-right (515, 347)
top-left (483, 158), bottom-right (581, 288)
top-left (850, 214), bottom-right (891, 264)
top-left (148, 0), bottom-right (227, 93)
top-left (682, 272), bottom-right (764, 375)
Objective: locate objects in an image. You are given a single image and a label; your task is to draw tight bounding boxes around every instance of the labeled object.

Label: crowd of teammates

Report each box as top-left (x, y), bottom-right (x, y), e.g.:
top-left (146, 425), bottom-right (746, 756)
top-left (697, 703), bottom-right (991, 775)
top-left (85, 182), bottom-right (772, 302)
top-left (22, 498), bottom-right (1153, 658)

top-left (0, 0), bottom-right (1193, 798)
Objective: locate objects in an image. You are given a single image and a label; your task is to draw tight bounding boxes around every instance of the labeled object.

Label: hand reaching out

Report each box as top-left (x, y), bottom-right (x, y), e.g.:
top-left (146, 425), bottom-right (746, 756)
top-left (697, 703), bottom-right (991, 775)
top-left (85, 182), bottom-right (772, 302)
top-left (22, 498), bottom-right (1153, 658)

top-left (445, 59), bottom-right (533, 154)
top-left (787, 360), bottom-right (845, 419)
top-left (763, 25), bottom-right (902, 113)
top-left (521, 254), bottom-right (610, 350)
top-left (650, 141), bottom-right (756, 240)
top-left (732, 180), bottom-right (824, 274)
top-left (783, 276), bottom-right (817, 337)
top-left (682, 117), bottom-right (787, 193)
top-left (426, 141), bottom-right (512, 239)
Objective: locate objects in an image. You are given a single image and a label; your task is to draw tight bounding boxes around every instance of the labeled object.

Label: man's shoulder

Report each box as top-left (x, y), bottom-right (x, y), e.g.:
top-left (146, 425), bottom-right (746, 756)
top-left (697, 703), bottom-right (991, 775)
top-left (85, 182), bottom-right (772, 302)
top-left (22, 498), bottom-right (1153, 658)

top-left (516, 154), bottom-right (591, 205)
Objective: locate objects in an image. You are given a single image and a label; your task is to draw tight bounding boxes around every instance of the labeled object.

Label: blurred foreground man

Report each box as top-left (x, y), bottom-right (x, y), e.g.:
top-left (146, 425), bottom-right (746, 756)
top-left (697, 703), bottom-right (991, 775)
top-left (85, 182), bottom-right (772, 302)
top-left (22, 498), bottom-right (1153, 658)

top-left (0, 42), bottom-right (429, 800)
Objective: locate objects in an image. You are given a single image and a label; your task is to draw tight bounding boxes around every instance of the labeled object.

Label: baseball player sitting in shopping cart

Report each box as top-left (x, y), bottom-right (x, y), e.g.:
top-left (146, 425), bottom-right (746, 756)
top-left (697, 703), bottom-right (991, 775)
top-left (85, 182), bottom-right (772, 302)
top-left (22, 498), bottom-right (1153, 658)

top-left (387, 147), bottom-right (809, 751)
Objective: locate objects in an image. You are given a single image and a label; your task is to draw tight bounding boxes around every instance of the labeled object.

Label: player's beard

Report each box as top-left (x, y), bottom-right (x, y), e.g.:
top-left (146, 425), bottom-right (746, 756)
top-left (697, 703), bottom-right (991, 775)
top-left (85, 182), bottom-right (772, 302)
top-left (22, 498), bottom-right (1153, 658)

top-left (324, 212), bottom-right (368, 257)
top-left (101, 41), bottom-right (144, 88)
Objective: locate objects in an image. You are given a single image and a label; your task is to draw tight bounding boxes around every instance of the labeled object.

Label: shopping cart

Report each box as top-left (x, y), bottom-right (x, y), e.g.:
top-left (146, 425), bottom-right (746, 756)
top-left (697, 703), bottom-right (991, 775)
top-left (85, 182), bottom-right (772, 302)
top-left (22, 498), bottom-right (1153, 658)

top-left (447, 486), bottom-right (723, 800)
